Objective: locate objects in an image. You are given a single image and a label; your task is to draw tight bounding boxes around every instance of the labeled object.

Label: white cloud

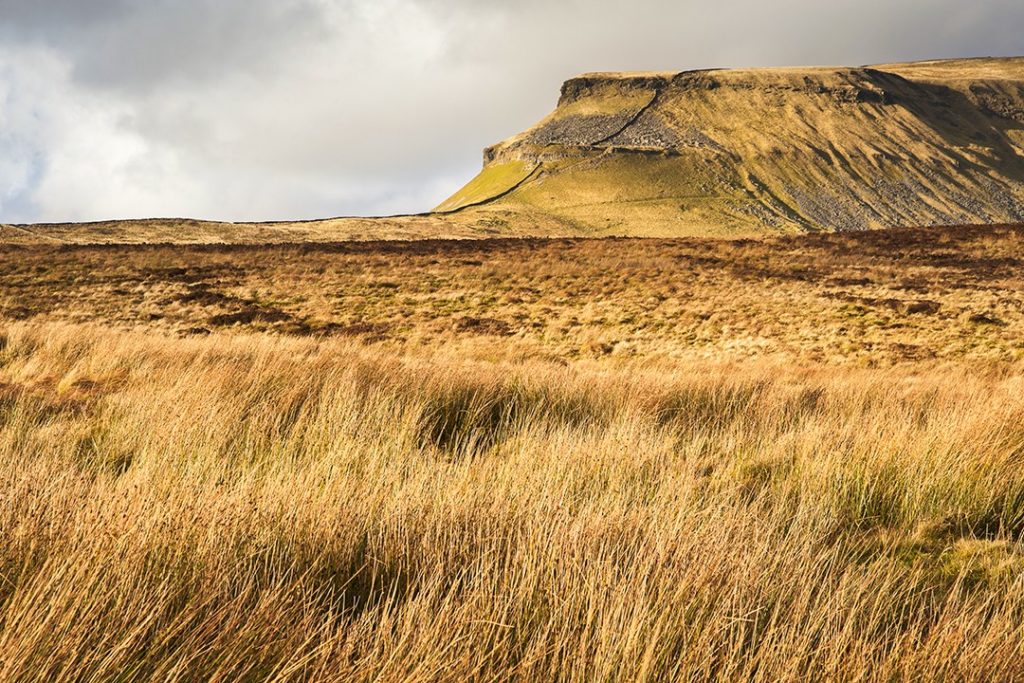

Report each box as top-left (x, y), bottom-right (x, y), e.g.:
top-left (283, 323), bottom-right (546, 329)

top-left (0, 47), bottom-right (205, 221)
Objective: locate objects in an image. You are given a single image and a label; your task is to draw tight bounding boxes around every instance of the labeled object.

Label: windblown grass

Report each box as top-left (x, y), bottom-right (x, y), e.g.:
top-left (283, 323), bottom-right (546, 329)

top-left (1, 322), bottom-right (1023, 680)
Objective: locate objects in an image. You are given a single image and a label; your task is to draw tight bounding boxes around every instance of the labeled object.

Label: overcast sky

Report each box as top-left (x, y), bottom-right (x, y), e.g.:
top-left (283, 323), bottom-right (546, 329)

top-left (1, 0), bottom-right (1022, 223)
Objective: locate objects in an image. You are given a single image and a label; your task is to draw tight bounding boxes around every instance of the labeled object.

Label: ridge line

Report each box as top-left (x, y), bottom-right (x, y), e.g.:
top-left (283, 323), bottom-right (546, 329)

top-left (435, 164), bottom-right (544, 214)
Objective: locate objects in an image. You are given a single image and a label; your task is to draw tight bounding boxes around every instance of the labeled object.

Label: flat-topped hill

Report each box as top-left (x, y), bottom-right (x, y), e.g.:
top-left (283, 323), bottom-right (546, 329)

top-left (6, 57), bottom-right (1024, 243)
top-left (437, 57), bottom-right (1024, 236)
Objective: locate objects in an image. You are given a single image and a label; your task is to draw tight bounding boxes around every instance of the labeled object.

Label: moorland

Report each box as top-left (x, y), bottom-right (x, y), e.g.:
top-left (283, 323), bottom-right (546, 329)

top-left (2, 224), bottom-right (1024, 680)
top-left (3, 56), bottom-right (1024, 681)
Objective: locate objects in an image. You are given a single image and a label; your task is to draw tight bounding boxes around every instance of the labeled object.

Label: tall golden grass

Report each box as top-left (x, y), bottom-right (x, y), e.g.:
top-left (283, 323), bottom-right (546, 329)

top-left (2, 322), bottom-right (1024, 680)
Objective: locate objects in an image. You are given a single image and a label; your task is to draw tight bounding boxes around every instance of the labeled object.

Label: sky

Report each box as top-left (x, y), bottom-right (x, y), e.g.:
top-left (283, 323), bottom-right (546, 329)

top-left (1, 0), bottom-right (1022, 223)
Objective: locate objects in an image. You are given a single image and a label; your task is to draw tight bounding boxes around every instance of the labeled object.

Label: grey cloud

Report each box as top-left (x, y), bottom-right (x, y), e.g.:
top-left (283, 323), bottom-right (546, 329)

top-left (0, 0), bottom-right (130, 31)
top-left (0, 0), bottom-right (332, 89)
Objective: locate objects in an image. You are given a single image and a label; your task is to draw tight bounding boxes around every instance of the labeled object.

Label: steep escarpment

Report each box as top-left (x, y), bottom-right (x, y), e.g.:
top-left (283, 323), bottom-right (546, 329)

top-left (437, 57), bottom-right (1024, 236)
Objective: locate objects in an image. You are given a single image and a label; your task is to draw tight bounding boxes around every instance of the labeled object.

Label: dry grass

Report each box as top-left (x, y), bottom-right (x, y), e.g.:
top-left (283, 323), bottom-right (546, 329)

top-left (1, 321), bottom-right (1024, 680)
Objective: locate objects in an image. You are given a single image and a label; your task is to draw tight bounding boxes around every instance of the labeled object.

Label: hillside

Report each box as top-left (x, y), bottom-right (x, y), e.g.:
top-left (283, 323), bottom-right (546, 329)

top-left (437, 57), bottom-right (1024, 236)
top-left (0, 212), bottom-right (566, 245)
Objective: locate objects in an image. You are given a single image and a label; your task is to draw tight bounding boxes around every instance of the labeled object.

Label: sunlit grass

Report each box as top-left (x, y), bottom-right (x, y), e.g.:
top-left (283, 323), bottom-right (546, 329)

top-left (1, 322), bottom-right (1023, 680)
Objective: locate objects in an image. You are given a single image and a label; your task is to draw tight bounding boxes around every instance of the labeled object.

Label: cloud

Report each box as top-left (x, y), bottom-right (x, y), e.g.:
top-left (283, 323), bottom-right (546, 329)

top-left (1, 0), bottom-right (1022, 222)
top-left (0, 0), bottom-right (329, 89)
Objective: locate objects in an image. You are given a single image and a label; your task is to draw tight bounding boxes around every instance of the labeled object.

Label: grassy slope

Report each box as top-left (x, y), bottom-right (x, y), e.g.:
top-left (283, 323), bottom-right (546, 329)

top-left (433, 160), bottom-right (536, 213)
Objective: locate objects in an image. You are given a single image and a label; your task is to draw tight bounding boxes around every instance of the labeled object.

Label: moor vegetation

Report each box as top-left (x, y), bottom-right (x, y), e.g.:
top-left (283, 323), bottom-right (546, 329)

top-left (1, 224), bottom-right (1024, 365)
top-left (1, 225), bottom-right (1023, 680)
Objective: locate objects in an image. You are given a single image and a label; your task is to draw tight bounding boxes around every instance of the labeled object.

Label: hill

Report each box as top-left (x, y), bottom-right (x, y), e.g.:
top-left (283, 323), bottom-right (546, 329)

top-left (437, 57), bottom-right (1024, 236)
top-left (6, 57), bottom-right (1024, 243)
